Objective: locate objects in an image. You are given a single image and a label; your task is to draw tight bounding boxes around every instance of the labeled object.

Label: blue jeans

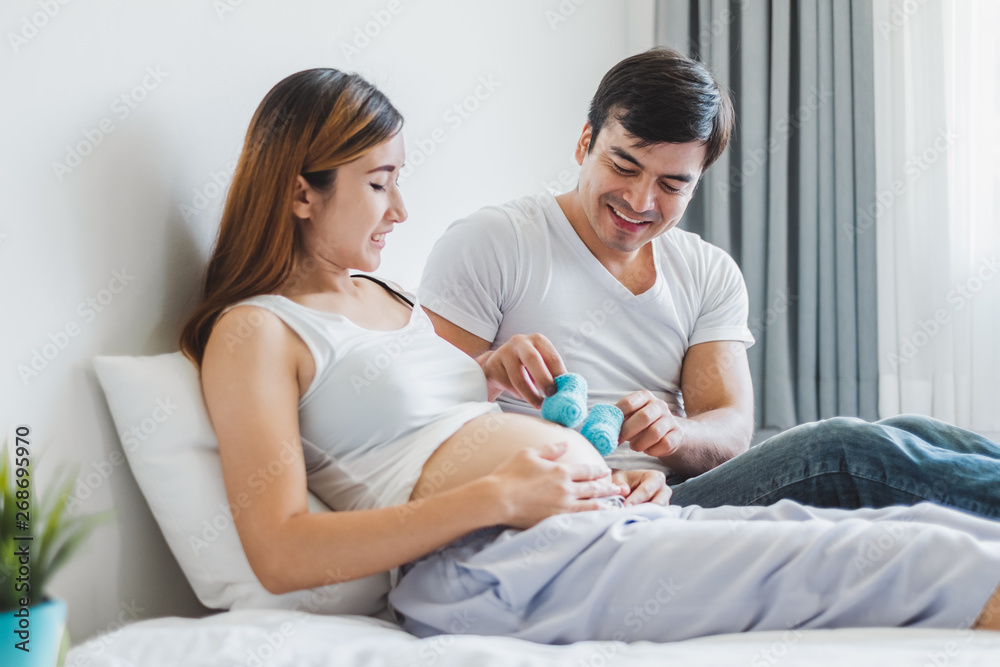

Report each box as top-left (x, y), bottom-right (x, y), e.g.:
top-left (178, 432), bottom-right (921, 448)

top-left (668, 414), bottom-right (1000, 519)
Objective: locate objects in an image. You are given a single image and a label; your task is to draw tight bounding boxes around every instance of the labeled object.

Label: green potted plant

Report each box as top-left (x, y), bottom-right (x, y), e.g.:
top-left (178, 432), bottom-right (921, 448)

top-left (1, 426), bottom-right (113, 666)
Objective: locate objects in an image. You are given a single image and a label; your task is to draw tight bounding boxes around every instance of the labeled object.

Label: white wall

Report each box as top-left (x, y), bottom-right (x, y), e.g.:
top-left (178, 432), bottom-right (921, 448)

top-left (0, 0), bottom-right (654, 645)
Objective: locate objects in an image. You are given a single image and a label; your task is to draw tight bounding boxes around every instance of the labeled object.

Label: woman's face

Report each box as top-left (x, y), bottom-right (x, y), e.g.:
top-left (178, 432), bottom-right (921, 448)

top-left (294, 132), bottom-right (407, 273)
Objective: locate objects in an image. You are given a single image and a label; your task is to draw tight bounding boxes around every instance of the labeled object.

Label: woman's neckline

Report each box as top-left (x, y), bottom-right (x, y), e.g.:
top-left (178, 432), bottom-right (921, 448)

top-left (270, 285), bottom-right (418, 333)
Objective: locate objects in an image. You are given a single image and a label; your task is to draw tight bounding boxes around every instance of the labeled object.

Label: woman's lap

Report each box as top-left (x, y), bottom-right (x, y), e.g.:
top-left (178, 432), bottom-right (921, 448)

top-left (389, 500), bottom-right (1000, 644)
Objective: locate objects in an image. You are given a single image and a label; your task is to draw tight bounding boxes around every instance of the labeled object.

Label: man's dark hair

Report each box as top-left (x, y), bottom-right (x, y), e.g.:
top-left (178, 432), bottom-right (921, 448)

top-left (586, 47), bottom-right (734, 170)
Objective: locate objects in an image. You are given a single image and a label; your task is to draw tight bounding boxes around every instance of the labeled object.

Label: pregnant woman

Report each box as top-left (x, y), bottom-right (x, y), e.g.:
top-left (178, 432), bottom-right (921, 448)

top-left (181, 68), bottom-right (1000, 644)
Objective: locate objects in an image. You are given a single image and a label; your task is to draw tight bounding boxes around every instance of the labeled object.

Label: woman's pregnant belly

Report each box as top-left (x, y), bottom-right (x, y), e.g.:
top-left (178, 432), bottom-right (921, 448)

top-left (409, 412), bottom-right (612, 502)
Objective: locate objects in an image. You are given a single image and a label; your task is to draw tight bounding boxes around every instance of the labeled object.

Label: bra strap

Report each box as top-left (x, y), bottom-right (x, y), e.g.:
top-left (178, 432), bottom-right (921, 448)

top-left (352, 274), bottom-right (414, 309)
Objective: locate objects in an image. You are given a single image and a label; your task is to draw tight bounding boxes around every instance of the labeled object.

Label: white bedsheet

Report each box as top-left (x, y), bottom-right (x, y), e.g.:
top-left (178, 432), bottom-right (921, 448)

top-left (65, 609), bottom-right (1000, 666)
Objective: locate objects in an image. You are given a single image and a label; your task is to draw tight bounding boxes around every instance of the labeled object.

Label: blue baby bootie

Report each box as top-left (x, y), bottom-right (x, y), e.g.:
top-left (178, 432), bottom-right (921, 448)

top-left (541, 373), bottom-right (588, 428)
top-left (581, 404), bottom-right (624, 456)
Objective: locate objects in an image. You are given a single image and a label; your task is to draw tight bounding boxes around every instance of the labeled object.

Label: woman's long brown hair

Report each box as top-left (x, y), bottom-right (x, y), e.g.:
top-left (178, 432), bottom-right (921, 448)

top-left (179, 69), bottom-right (402, 367)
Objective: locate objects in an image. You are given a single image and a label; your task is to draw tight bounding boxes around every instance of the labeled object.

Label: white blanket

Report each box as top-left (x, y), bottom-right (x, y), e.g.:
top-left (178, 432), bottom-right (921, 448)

top-left (66, 609), bottom-right (1000, 666)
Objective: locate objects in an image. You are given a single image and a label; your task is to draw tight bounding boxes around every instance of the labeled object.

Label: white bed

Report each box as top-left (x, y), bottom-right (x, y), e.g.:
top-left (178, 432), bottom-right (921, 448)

top-left (66, 609), bottom-right (1000, 666)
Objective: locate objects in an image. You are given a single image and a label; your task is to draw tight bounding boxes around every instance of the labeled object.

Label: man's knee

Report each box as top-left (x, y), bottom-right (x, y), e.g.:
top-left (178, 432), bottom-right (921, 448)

top-left (753, 416), bottom-right (904, 470)
top-left (877, 413), bottom-right (942, 431)
top-left (795, 416), bottom-right (878, 462)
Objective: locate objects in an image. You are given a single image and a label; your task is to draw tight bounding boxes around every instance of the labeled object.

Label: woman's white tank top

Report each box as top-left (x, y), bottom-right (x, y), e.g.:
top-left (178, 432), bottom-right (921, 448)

top-left (220, 276), bottom-right (500, 512)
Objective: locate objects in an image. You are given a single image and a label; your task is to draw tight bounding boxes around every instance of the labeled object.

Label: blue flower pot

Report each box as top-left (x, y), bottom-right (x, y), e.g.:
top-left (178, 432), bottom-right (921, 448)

top-left (1, 597), bottom-right (66, 666)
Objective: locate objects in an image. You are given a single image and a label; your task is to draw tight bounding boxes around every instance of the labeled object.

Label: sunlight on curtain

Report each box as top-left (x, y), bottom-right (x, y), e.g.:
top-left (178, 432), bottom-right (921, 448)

top-left (944, 0), bottom-right (1000, 434)
top-left (875, 0), bottom-right (1000, 434)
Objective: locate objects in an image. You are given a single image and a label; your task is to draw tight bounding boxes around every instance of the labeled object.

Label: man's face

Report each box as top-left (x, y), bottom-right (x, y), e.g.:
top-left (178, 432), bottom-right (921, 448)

top-left (573, 118), bottom-right (706, 255)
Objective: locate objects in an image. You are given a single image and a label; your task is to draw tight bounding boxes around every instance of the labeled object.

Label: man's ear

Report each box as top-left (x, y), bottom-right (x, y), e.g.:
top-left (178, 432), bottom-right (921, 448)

top-left (573, 122), bottom-right (593, 166)
top-left (290, 175), bottom-right (313, 220)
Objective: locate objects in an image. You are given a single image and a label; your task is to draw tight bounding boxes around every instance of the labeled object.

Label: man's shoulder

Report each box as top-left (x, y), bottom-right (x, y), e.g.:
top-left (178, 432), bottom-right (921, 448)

top-left (444, 192), bottom-right (554, 247)
top-left (658, 226), bottom-right (739, 269)
top-left (461, 192), bottom-right (551, 229)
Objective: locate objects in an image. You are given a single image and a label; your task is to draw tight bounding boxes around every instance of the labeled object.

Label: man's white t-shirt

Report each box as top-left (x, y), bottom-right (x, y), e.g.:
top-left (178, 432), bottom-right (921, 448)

top-left (418, 192), bottom-right (755, 471)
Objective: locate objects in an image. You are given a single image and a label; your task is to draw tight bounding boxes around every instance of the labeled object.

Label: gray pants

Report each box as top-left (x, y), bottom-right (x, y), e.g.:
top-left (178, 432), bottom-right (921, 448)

top-left (388, 500), bottom-right (1000, 644)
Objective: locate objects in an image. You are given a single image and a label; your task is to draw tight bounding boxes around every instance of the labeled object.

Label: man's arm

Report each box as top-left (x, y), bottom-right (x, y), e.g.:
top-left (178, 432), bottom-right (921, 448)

top-left (424, 308), bottom-right (564, 406)
top-left (617, 340), bottom-right (754, 478)
top-left (429, 307), bottom-right (679, 503)
top-left (423, 308), bottom-right (499, 400)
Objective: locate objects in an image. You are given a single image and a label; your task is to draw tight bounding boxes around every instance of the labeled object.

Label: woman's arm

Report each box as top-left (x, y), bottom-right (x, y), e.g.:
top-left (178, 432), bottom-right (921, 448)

top-left (202, 305), bottom-right (612, 595)
top-left (253, 478), bottom-right (507, 594)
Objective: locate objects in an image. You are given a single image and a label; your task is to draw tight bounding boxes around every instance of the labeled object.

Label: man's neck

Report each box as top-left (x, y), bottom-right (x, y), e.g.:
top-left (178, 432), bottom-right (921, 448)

top-left (554, 190), bottom-right (656, 296)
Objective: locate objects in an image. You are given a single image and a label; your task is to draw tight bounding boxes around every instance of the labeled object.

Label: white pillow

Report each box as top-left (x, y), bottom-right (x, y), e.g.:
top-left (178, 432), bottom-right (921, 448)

top-left (92, 351), bottom-right (391, 616)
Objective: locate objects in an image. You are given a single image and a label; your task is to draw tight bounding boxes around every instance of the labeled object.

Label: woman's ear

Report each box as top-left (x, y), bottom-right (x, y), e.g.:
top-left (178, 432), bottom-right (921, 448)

top-left (291, 175), bottom-right (313, 220)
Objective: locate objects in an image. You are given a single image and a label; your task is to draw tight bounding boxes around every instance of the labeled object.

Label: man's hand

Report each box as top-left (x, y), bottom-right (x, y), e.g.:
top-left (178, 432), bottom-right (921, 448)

top-left (609, 468), bottom-right (672, 506)
top-left (616, 390), bottom-right (685, 458)
top-left (479, 334), bottom-right (567, 408)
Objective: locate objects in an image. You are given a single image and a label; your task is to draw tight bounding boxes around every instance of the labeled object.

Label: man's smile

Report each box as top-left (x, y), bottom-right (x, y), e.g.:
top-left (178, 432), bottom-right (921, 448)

top-left (608, 204), bottom-right (653, 232)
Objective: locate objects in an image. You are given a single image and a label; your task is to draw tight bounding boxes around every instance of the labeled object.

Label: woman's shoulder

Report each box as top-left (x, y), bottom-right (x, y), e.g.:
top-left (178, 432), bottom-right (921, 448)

top-left (206, 298), bottom-right (297, 363)
top-left (218, 294), bottom-right (283, 318)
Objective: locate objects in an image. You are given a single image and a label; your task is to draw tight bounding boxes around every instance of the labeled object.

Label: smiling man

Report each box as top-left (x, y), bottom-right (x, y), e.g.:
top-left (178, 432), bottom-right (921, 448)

top-left (417, 48), bottom-right (1000, 517)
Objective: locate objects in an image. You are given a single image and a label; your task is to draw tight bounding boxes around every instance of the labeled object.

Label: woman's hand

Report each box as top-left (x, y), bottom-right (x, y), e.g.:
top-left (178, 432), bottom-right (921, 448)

top-left (478, 334), bottom-right (566, 407)
top-left (486, 440), bottom-right (621, 529)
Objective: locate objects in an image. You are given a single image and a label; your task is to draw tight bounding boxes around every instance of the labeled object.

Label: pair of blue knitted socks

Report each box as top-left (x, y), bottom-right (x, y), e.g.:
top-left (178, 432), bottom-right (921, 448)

top-left (540, 373), bottom-right (623, 456)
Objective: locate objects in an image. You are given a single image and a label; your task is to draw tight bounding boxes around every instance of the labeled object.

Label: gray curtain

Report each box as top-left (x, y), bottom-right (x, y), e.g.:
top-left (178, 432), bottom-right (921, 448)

top-left (656, 0), bottom-right (878, 431)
